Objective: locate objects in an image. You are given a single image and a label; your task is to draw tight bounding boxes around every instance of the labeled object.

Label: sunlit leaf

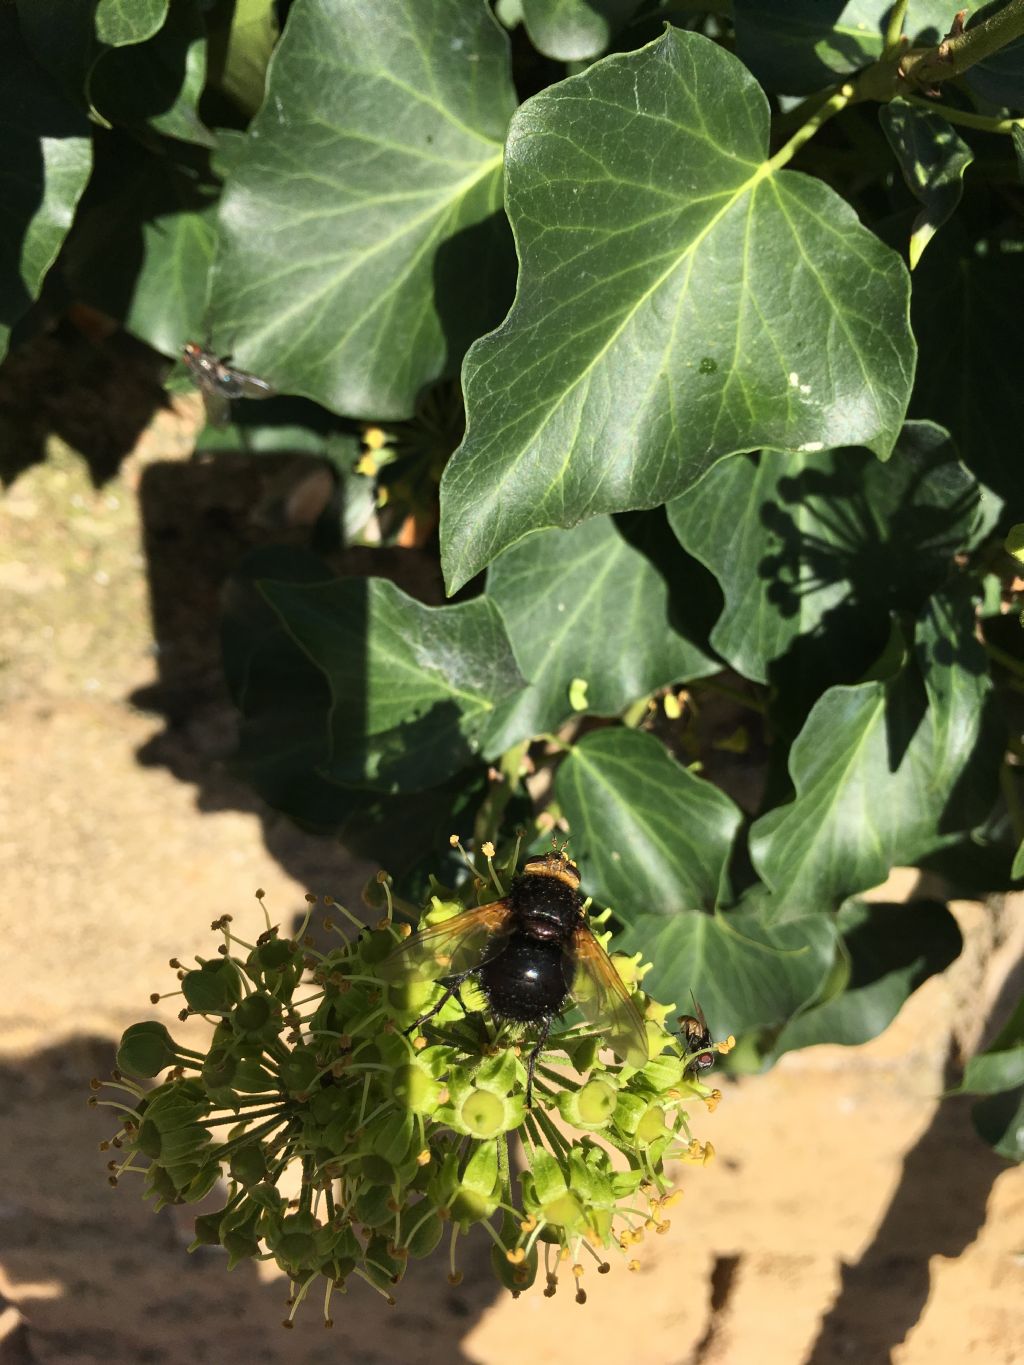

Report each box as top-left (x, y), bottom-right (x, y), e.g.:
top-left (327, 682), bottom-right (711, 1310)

top-left (259, 575), bottom-right (525, 792)
top-left (440, 28), bottom-right (914, 591)
top-left (484, 512), bottom-right (718, 751)
top-left (556, 728), bottom-right (744, 913)
top-left (95, 0), bottom-right (169, 46)
top-left (748, 586), bottom-right (1001, 919)
top-left (208, 0), bottom-right (517, 418)
top-left (614, 908), bottom-right (837, 1039)
top-left (520, 0), bottom-right (640, 61)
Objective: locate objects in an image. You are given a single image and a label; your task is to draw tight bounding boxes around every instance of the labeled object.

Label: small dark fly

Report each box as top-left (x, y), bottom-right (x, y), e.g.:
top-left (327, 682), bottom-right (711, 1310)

top-left (679, 994), bottom-right (716, 1074)
top-left (387, 849), bottom-right (649, 1107)
top-left (181, 341), bottom-right (275, 425)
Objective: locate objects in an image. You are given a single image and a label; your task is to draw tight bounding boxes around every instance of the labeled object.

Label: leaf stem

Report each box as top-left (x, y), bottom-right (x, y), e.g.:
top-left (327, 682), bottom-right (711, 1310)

top-left (767, 83), bottom-right (858, 171)
top-left (899, 0), bottom-right (1024, 87)
top-left (904, 96), bottom-right (1024, 135)
top-left (883, 0), bottom-right (911, 59)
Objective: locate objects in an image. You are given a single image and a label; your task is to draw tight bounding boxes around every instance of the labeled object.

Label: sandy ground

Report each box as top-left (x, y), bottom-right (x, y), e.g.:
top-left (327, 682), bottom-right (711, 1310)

top-left (1, 382), bottom-right (1023, 1365)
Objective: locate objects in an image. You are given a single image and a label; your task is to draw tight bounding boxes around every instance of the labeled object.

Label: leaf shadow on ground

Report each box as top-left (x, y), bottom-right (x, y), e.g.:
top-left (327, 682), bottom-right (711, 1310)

top-left (1, 1037), bottom-right (499, 1365)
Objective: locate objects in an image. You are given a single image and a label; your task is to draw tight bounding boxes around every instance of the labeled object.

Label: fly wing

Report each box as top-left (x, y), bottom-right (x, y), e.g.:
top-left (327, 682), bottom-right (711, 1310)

top-left (231, 370), bottom-right (276, 400)
top-left (384, 901), bottom-right (510, 982)
top-left (571, 928), bottom-right (649, 1069)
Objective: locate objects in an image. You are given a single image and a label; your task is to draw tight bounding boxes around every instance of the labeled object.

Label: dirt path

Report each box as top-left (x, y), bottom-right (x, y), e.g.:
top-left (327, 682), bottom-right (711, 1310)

top-left (1, 394), bottom-right (1022, 1365)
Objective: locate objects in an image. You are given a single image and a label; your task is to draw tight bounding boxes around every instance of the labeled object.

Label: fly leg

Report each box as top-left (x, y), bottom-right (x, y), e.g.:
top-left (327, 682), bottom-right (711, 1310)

top-left (405, 970), bottom-right (475, 1036)
top-left (524, 1017), bottom-right (553, 1110)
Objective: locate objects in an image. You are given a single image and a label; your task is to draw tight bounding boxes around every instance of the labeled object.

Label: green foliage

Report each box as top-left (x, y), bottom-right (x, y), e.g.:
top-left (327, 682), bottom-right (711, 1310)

top-left (8, 0), bottom-right (1024, 1205)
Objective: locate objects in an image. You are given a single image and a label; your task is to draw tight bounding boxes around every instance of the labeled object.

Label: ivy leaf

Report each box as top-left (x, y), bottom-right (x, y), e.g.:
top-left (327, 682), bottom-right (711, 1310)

top-left (440, 28), bottom-right (914, 592)
top-left (769, 898), bottom-right (962, 1058)
top-left (959, 994), bottom-right (1024, 1095)
top-left (748, 586), bottom-right (1000, 919)
top-left (95, 0), bottom-right (169, 46)
top-left (205, 0), bottom-right (279, 117)
top-left (89, 0), bottom-right (213, 147)
top-left (208, 0), bottom-right (517, 419)
top-left (258, 576), bottom-right (525, 793)
top-left (733, 2), bottom-right (975, 94)
top-left (880, 101), bottom-right (973, 270)
top-left (484, 512), bottom-right (718, 752)
top-left (65, 140), bottom-right (219, 356)
top-left (614, 908), bottom-right (837, 1038)
top-left (971, 1089), bottom-right (1024, 1162)
top-left (909, 224), bottom-right (1023, 507)
top-left (520, 0), bottom-right (640, 61)
top-left (667, 422), bottom-right (981, 688)
top-left (555, 728), bottom-right (744, 913)
top-left (0, 11), bottom-right (93, 359)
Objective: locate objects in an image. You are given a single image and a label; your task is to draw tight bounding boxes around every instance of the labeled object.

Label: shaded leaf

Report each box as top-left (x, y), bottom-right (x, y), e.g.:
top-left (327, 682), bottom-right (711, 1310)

top-left (613, 908), bottom-right (837, 1039)
top-left (770, 898), bottom-right (962, 1057)
top-left (209, 0), bottom-right (517, 418)
top-left (0, 11), bottom-right (93, 358)
top-left (259, 576), bottom-right (525, 793)
top-left (960, 994), bottom-right (1024, 1094)
top-left (733, 1), bottom-right (974, 94)
top-left (89, 0), bottom-right (214, 147)
top-left (667, 422), bottom-right (981, 686)
top-left (880, 101), bottom-right (973, 270)
top-left (971, 1088), bottom-right (1024, 1161)
top-left (64, 136), bottom-right (219, 355)
top-left (909, 224), bottom-right (1024, 506)
top-left (440, 28), bottom-right (914, 592)
top-left (521, 0), bottom-right (640, 61)
top-left (484, 512), bottom-right (718, 751)
top-left (749, 586), bottom-right (1000, 918)
top-left (555, 728), bottom-right (744, 913)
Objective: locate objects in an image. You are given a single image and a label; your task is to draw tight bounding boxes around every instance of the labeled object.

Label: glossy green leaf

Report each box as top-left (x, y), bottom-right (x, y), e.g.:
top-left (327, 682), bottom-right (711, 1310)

top-left (733, 2), bottom-right (974, 94)
top-left (259, 576), bottom-right (525, 793)
top-left (0, 12), bottom-right (93, 358)
top-left (484, 512), bottom-right (718, 752)
top-left (89, 1), bottom-right (213, 147)
top-left (613, 908), bottom-right (837, 1039)
top-left (667, 422), bottom-right (981, 686)
top-left (770, 898), bottom-right (962, 1058)
top-left (880, 101), bottom-right (973, 270)
top-left (208, 0), bottom-right (516, 418)
top-left (64, 139), bottom-right (219, 355)
top-left (521, 0), bottom-right (640, 61)
top-left (95, 0), bottom-right (169, 46)
top-left (960, 994), bottom-right (1024, 1094)
top-left (909, 225), bottom-right (1024, 507)
top-left (555, 728), bottom-right (744, 914)
top-left (440, 28), bottom-right (914, 592)
top-left (749, 587), bottom-right (999, 919)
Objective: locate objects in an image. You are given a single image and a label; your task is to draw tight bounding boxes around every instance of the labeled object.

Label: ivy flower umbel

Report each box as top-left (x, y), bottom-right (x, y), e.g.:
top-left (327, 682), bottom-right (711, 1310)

top-left (93, 859), bottom-right (728, 1323)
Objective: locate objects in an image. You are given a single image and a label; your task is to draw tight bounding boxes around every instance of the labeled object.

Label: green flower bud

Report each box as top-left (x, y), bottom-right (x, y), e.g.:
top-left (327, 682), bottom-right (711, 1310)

top-left (390, 1063), bottom-right (442, 1113)
top-left (181, 959), bottom-right (242, 1013)
top-left (229, 1143), bottom-right (267, 1187)
top-left (116, 1021), bottom-right (181, 1077)
top-left (278, 1047), bottom-right (321, 1096)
